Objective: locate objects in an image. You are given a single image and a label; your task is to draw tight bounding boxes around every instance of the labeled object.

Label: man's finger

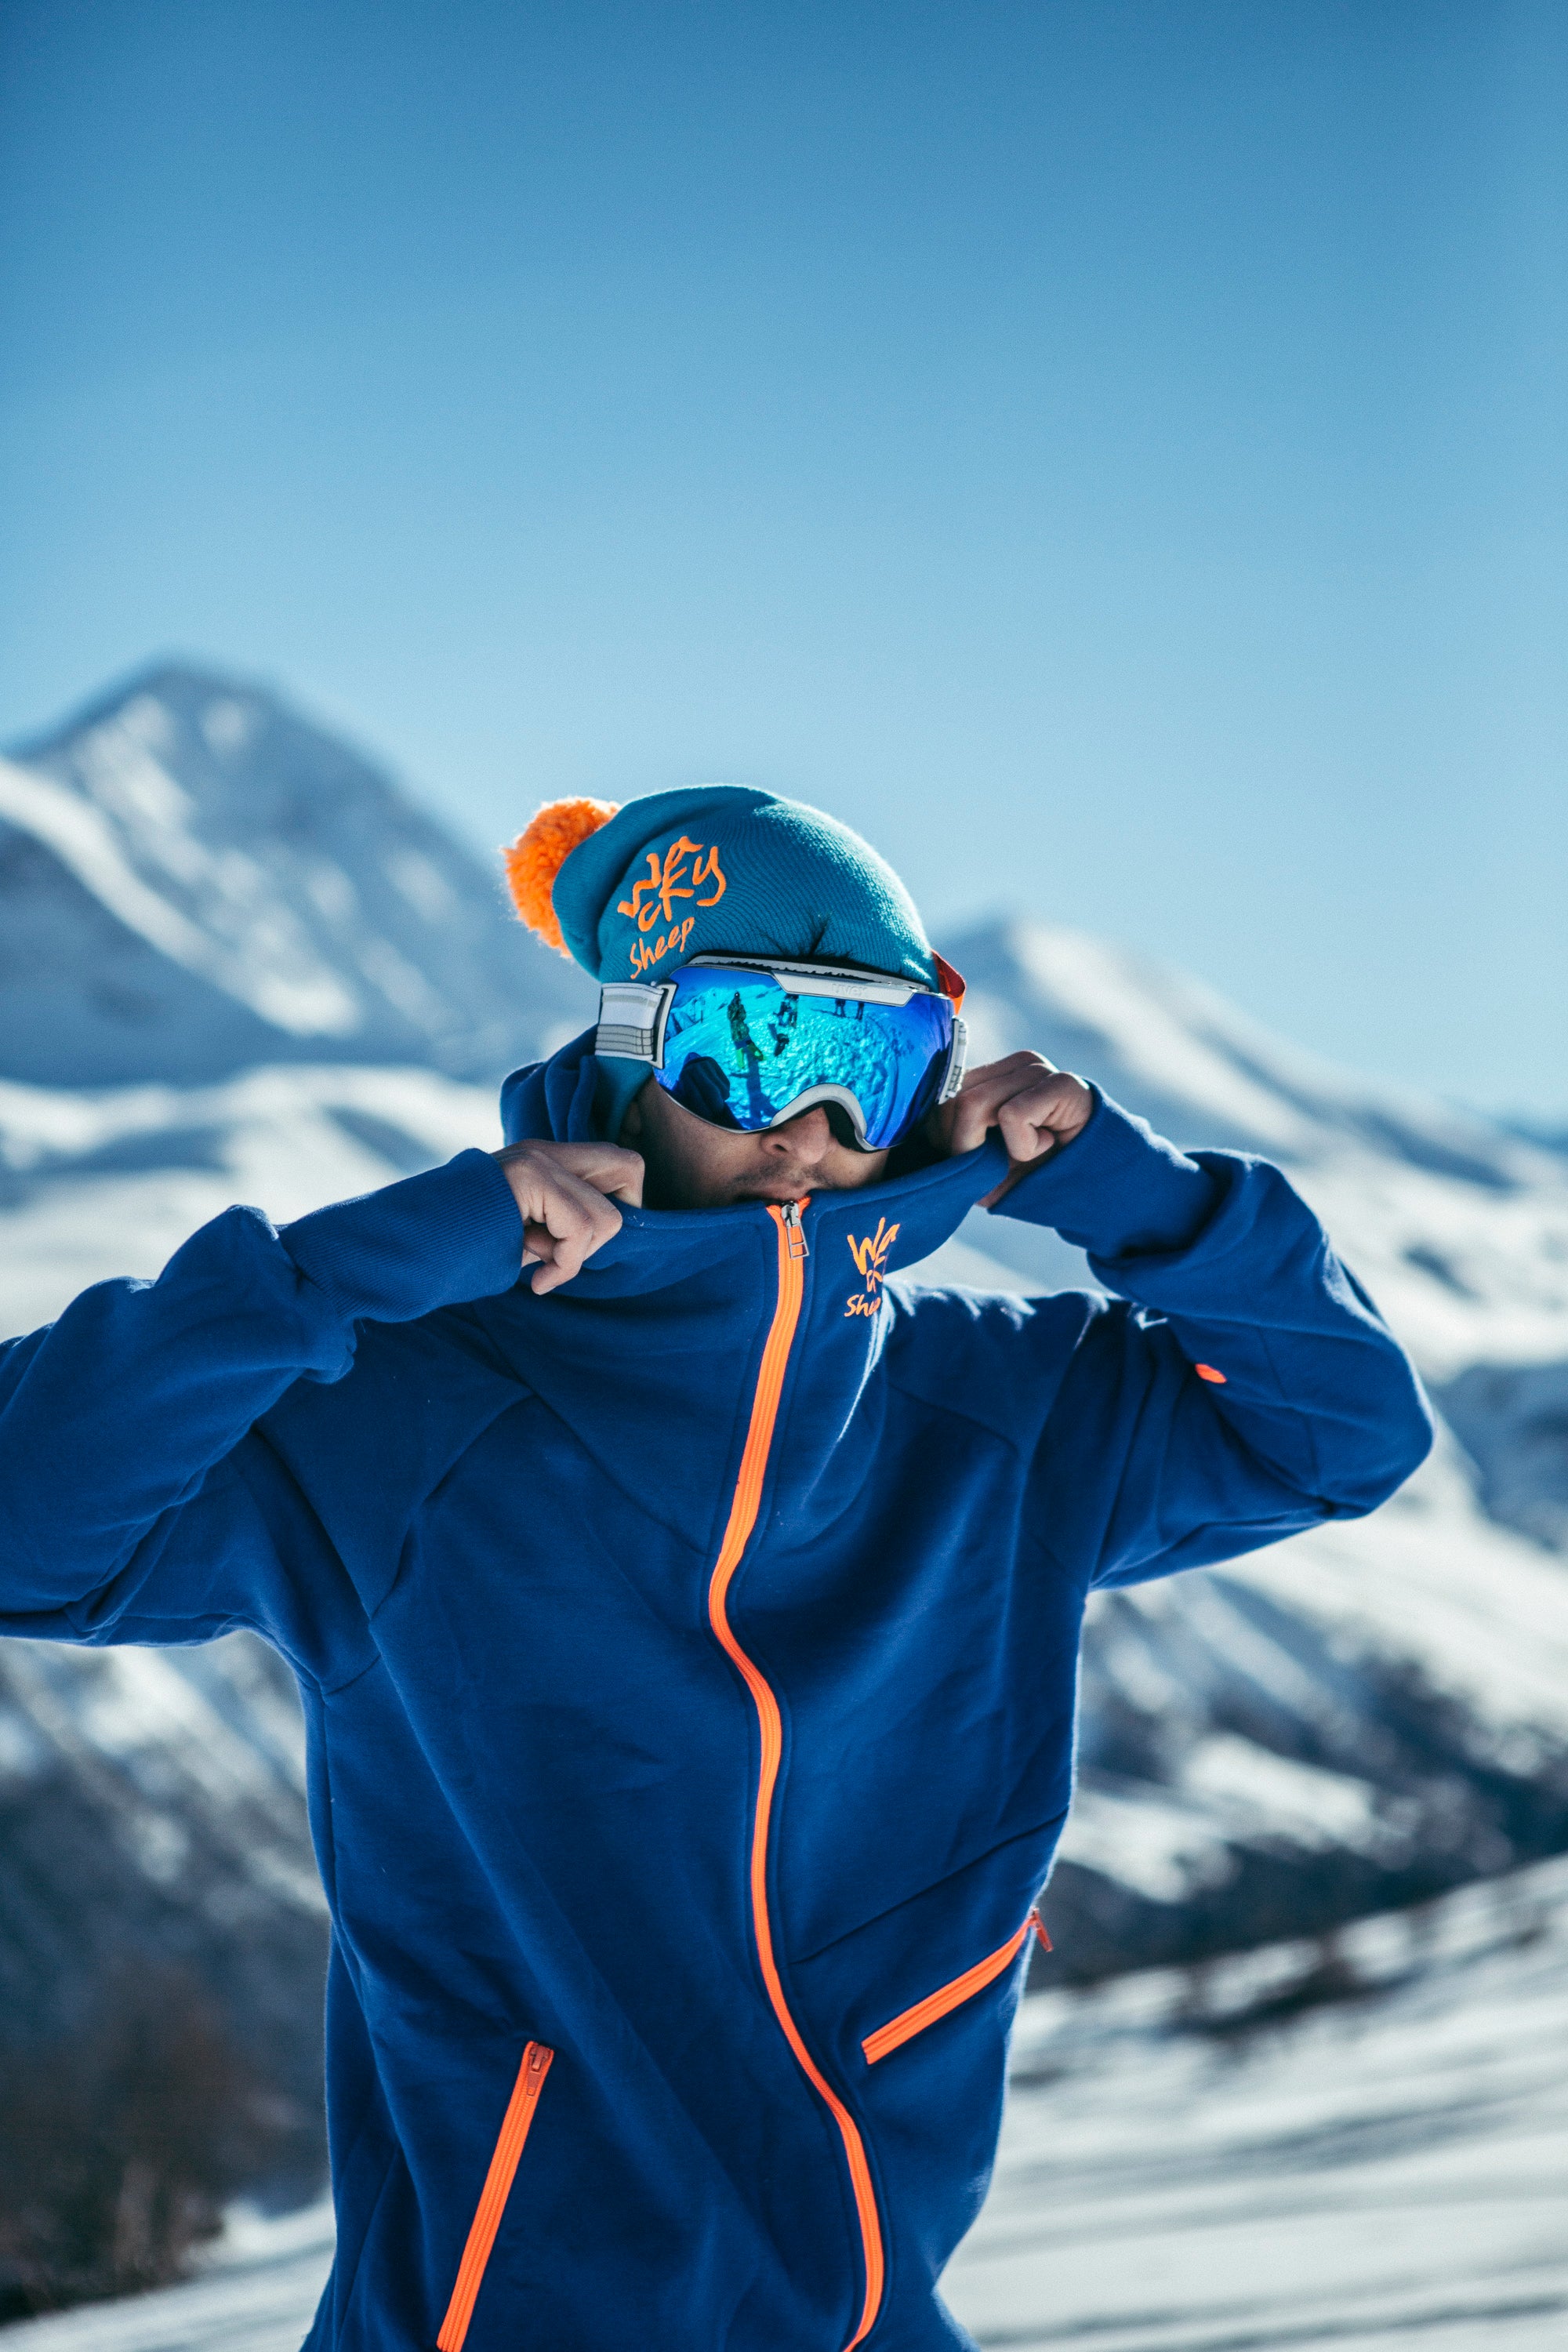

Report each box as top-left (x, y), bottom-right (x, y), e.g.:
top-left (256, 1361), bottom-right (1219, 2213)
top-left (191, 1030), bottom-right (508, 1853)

top-left (494, 1140), bottom-right (645, 1215)
top-left (497, 1152), bottom-right (628, 1228)
top-left (529, 1173), bottom-right (622, 1285)
top-left (938, 1054), bottom-right (1054, 1156)
top-left (528, 1216), bottom-right (591, 1294)
top-left (531, 1174), bottom-right (622, 1289)
top-left (946, 1093), bottom-right (994, 1156)
top-left (530, 1238), bottom-right (585, 1295)
top-left (996, 1091), bottom-right (1057, 1167)
top-left (567, 1145), bottom-right (644, 1207)
top-left (492, 1149), bottom-right (630, 1291)
top-left (535, 1142), bottom-right (645, 1208)
top-left (928, 1055), bottom-right (1093, 1179)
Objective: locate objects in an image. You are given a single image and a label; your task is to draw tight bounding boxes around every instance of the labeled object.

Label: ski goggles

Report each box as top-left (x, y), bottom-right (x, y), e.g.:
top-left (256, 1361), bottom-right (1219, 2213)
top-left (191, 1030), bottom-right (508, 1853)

top-left (596, 954), bottom-right (968, 1152)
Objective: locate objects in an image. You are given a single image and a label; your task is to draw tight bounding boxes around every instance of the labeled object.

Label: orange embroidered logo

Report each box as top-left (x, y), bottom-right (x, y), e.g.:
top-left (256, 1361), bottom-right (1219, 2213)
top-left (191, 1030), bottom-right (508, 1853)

top-left (616, 836), bottom-right (727, 975)
top-left (845, 1218), bottom-right (899, 1316)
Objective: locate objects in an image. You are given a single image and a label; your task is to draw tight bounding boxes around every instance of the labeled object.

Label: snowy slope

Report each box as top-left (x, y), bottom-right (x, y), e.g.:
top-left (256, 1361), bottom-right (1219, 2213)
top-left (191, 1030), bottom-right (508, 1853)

top-left (0, 666), bottom-right (594, 1087)
top-left (1044, 1433), bottom-right (1568, 1975)
top-left (0, 1631), bottom-right (327, 2169)
top-left (8, 1855), bottom-right (1565, 2350)
top-left (946, 1852), bottom-right (1568, 2350)
top-left (0, 1061), bottom-right (500, 1333)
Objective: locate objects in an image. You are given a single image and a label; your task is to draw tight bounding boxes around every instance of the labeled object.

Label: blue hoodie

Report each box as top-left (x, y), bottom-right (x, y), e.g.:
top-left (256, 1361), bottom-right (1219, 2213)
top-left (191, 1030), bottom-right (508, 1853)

top-left (0, 1037), bottom-right (1431, 2352)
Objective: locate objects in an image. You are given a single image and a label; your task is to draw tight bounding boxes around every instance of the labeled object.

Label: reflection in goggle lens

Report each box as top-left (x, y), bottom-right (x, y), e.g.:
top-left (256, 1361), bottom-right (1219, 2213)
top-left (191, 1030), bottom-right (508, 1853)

top-left (655, 969), bottom-right (954, 1150)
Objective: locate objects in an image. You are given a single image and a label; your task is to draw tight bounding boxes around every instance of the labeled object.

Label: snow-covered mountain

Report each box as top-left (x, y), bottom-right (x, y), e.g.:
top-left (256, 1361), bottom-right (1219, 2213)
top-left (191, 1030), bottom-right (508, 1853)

top-left (2, 662), bottom-right (1567, 2246)
top-left (0, 665), bottom-right (594, 1087)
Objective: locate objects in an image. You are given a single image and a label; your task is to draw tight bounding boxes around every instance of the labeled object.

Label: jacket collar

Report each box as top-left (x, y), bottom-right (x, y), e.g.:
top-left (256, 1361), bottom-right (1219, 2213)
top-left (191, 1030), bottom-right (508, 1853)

top-left (472, 1040), bottom-right (1007, 1544)
top-left (495, 1030), bottom-right (1008, 1304)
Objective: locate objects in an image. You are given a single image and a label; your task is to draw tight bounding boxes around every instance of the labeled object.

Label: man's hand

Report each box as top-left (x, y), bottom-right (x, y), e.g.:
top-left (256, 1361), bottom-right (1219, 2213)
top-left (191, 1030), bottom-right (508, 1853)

top-left (927, 1052), bottom-right (1094, 1206)
top-left (492, 1141), bottom-right (644, 1294)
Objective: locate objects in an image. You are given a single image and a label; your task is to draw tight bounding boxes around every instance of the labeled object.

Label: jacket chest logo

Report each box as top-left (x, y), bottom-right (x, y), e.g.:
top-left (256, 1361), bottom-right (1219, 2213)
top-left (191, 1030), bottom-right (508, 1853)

top-left (845, 1218), bottom-right (899, 1316)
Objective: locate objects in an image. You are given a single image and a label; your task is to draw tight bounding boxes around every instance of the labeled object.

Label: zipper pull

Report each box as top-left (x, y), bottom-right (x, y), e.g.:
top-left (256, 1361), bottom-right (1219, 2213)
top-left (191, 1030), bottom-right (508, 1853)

top-left (782, 1200), bottom-right (809, 1260)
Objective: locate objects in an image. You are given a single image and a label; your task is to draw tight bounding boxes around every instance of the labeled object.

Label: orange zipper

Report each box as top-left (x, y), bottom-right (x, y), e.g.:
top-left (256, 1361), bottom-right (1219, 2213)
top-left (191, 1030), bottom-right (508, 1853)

top-left (707, 1200), bottom-right (885, 2352)
top-left (437, 2040), bottom-right (554, 2352)
top-left (862, 1912), bottom-right (1051, 2067)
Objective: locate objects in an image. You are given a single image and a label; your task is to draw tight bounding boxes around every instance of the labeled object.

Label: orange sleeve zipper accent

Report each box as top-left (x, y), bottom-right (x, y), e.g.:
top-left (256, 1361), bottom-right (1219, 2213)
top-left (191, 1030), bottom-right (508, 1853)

top-left (707, 1202), bottom-right (885, 2352)
top-left (436, 2041), bottom-right (554, 2352)
top-left (862, 1911), bottom-right (1049, 2067)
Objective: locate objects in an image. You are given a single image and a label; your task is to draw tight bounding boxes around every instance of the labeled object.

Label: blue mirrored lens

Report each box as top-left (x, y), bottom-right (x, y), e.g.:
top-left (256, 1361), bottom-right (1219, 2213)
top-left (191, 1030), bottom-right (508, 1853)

top-left (655, 970), bottom-right (953, 1149)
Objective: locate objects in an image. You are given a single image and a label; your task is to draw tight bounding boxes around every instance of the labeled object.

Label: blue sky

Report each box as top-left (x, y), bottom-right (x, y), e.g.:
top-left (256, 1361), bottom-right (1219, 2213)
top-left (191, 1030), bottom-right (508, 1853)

top-left (2, 0), bottom-right (1563, 1116)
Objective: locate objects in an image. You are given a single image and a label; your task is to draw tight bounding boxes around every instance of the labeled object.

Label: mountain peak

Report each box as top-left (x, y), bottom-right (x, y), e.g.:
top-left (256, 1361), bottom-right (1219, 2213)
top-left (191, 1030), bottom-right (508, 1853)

top-left (0, 662), bottom-right (593, 1088)
top-left (9, 657), bottom-right (288, 762)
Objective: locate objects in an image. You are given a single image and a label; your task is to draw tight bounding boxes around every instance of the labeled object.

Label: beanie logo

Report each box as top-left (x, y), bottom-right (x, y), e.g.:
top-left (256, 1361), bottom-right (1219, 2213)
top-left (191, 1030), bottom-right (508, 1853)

top-left (618, 837), bottom-right (727, 975)
top-left (845, 1218), bottom-right (899, 1316)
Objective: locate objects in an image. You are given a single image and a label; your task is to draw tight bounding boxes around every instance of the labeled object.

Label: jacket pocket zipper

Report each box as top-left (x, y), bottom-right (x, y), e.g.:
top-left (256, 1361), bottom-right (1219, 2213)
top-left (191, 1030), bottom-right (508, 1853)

top-left (436, 2040), bottom-right (554, 2351)
top-left (862, 1912), bottom-right (1051, 2067)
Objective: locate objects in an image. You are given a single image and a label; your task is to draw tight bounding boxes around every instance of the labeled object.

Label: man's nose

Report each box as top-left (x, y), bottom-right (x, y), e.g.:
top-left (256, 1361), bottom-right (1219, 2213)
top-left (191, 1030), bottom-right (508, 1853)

top-left (764, 1105), bottom-right (834, 1165)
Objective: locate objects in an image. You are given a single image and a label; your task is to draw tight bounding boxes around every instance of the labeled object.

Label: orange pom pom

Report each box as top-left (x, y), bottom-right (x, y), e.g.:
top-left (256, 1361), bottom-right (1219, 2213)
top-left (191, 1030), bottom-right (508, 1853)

top-left (501, 797), bottom-right (619, 956)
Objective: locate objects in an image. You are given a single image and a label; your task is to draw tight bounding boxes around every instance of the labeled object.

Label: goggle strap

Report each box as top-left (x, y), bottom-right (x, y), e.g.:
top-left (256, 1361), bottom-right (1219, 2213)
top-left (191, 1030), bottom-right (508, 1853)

top-left (596, 982), bottom-right (676, 1066)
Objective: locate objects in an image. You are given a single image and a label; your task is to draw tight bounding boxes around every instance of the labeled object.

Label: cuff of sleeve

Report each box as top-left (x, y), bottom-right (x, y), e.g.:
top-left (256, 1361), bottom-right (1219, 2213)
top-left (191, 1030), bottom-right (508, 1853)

top-left (990, 1091), bottom-right (1220, 1259)
top-left (279, 1149), bottom-right (524, 1322)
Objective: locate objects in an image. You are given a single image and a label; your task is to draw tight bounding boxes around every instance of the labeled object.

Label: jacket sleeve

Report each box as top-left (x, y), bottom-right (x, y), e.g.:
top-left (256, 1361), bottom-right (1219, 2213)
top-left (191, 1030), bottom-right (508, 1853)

top-left (992, 1094), bottom-right (1434, 1590)
top-left (0, 1150), bottom-right (524, 1649)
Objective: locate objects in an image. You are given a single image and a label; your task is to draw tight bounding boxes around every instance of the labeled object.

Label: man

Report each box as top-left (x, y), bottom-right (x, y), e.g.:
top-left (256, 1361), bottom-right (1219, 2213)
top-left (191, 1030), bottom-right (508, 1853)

top-left (0, 785), bottom-right (1431, 2352)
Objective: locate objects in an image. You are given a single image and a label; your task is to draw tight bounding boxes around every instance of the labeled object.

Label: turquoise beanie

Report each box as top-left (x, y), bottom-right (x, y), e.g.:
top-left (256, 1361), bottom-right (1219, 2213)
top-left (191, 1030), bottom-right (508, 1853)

top-left (524, 785), bottom-right (938, 1139)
